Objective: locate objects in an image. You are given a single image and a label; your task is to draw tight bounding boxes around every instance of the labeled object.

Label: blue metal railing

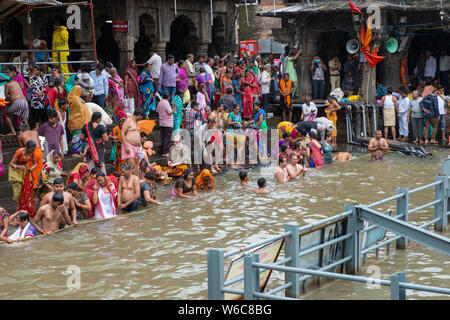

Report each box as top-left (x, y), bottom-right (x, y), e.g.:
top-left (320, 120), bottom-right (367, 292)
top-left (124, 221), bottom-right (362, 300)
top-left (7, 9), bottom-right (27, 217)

top-left (207, 158), bottom-right (450, 300)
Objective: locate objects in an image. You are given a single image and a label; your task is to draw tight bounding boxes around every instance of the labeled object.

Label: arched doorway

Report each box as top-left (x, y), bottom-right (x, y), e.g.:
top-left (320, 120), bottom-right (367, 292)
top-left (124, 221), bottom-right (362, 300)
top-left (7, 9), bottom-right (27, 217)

top-left (96, 16), bottom-right (120, 69)
top-left (134, 13), bottom-right (156, 64)
top-left (208, 16), bottom-right (226, 57)
top-left (166, 15), bottom-right (199, 61)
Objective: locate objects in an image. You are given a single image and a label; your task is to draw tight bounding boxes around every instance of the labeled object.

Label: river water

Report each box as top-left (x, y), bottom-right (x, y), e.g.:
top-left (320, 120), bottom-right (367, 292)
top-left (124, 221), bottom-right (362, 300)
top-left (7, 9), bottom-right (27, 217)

top-left (1, 147), bottom-right (449, 299)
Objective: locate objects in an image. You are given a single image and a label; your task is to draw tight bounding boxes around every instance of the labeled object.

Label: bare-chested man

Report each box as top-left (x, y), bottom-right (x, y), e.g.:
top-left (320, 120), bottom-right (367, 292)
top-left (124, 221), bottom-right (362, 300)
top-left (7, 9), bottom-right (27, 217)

top-left (34, 193), bottom-right (72, 234)
top-left (121, 108), bottom-right (144, 174)
top-left (368, 130), bottom-right (389, 161)
top-left (40, 177), bottom-right (78, 225)
top-left (18, 122), bottom-right (40, 147)
top-left (4, 78), bottom-right (29, 135)
top-left (274, 156), bottom-right (291, 183)
top-left (117, 163), bottom-right (140, 213)
top-left (285, 154), bottom-right (307, 180)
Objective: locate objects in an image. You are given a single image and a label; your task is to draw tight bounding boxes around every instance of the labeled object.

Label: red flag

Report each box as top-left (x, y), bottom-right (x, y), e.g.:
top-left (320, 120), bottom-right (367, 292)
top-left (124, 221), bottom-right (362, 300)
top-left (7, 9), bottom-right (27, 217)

top-left (348, 0), bottom-right (362, 15)
top-left (362, 47), bottom-right (385, 68)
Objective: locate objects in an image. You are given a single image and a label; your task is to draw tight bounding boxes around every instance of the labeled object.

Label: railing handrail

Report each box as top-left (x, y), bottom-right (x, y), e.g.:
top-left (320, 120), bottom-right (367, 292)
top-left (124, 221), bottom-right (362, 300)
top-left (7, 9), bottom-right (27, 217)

top-left (0, 49), bottom-right (94, 53)
top-left (251, 261), bottom-right (450, 297)
top-left (209, 159), bottom-right (450, 300)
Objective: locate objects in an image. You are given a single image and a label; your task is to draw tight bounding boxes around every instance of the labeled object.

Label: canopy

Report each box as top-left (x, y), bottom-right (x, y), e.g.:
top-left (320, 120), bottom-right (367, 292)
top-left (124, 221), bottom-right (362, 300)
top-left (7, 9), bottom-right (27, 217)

top-left (0, 0), bottom-right (62, 24)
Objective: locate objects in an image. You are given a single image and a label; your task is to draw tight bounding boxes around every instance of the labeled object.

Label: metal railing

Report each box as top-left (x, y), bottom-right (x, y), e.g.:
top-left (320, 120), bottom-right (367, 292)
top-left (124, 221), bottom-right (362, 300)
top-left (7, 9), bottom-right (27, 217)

top-left (0, 49), bottom-right (95, 76)
top-left (207, 158), bottom-right (450, 300)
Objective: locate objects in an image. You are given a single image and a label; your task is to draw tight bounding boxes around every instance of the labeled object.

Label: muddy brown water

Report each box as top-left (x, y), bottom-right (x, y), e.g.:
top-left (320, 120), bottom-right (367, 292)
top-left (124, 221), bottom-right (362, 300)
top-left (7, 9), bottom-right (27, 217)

top-left (0, 148), bottom-right (449, 299)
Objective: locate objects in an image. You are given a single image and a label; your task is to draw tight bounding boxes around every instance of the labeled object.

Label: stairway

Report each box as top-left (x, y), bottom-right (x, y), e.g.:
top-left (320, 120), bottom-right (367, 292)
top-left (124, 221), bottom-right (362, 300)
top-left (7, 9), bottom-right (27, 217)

top-left (0, 127), bottom-right (166, 214)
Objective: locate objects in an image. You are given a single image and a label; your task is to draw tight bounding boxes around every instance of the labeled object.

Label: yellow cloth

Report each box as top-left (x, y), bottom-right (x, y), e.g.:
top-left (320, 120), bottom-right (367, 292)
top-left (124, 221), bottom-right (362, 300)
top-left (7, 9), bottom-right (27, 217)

top-left (8, 166), bottom-right (25, 202)
top-left (160, 164), bottom-right (188, 177)
top-left (67, 86), bottom-right (91, 132)
top-left (325, 109), bottom-right (338, 137)
top-left (348, 95), bottom-right (360, 101)
top-left (195, 169), bottom-right (215, 190)
top-left (277, 121), bottom-right (295, 139)
top-left (32, 147), bottom-right (44, 189)
top-left (182, 89), bottom-right (191, 105)
top-left (52, 26), bottom-right (70, 80)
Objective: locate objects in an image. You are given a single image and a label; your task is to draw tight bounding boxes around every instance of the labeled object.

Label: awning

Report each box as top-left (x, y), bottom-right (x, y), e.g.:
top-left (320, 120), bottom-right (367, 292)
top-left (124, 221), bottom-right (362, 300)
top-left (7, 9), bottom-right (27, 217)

top-left (256, 0), bottom-right (450, 17)
top-left (0, 0), bottom-right (62, 23)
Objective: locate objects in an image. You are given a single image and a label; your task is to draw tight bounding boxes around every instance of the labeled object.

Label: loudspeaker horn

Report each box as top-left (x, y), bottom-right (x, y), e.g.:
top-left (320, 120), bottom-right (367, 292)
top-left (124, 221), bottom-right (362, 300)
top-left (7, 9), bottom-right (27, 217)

top-left (386, 38), bottom-right (398, 54)
top-left (346, 39), bottom-right (360, 54)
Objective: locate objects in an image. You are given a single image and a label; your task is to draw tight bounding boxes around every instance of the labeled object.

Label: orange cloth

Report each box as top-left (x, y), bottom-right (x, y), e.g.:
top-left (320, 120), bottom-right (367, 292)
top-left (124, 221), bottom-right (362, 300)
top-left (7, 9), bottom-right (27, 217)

top-left (325, 109), bottom-right (338, 137)
top-left (195, 169), bottom-right (215, 190)
top-left (280, 79), bottom-right (293, 107)
top-left (32, 147), bottom-right (44, 189)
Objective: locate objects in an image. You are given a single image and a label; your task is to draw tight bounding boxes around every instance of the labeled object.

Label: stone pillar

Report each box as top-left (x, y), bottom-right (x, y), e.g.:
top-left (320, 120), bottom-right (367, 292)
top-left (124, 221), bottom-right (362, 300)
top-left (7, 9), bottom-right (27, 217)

top-left (297, 25), bottom-right (317, 99)
top-left (383, 53), bottom-right (402, 90)
top-left (154, 41), bottom-right (168, 61)
top-left (360, 63), bottom-right (376, 104)
top-left (197, 43), bottom-right (209, 57)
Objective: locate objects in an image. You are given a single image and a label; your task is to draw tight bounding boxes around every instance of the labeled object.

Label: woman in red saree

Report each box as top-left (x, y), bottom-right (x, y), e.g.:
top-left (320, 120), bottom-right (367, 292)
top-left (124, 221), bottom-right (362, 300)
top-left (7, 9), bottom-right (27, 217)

top-left (124, 59), bottom-right (141, 110)
top-left (9, 141), bottom-right (37, 217)
top-left (83, 167), bottom-right (101, 219)
top-left (241, 69), bottom-right (255, 120)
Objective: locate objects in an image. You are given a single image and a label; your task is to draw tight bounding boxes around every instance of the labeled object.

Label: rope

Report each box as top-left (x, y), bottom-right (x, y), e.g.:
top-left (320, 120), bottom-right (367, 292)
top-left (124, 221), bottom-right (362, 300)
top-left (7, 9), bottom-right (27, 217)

top-left (1, 206), bottom-right (159, 245)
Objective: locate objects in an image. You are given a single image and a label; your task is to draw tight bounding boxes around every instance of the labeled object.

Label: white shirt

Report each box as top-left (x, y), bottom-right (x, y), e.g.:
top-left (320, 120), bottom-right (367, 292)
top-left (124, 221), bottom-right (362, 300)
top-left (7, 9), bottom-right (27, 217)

top-left (437, 95), bottom-right (446, 115)
top-left (260, 70), bottom-right (271, 94)
top-left (425, 56), bottom-right (437, 78)
top-left (383, 95), bottom-right (395, 109)
top-left (147, 54), bottom-right (162, 79)
top-left (101, 69), bottom-right (111, 79)
top-left (398, 96), bottom-right (410, 113)
top-left (204, 64), bottom-right (215, 83)
top-left (440, 55), bottom-right (450, 72)
top-left (302, 102), bottom-right (317, 118)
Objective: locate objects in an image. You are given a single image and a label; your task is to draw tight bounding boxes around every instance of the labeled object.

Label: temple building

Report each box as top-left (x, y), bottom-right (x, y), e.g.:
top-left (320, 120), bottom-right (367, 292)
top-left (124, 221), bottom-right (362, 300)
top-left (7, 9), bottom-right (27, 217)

top-left (0, 0), bottom-right (239, 72)
top-left (257, 0), bottom-right (450, 101)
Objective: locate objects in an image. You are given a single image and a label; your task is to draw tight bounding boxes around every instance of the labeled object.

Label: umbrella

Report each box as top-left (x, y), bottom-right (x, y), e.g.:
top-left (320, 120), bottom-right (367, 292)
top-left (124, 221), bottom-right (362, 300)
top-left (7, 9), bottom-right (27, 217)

top-left (138, 120), bottom-right (156, 135)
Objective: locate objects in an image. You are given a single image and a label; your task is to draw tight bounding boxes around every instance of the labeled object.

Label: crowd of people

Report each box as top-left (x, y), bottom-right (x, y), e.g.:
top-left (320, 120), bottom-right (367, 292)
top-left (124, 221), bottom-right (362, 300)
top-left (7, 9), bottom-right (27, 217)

top-left (0, 40), bottom-right (439, 244)
top-left (379, 84), bottom-right (450, 145)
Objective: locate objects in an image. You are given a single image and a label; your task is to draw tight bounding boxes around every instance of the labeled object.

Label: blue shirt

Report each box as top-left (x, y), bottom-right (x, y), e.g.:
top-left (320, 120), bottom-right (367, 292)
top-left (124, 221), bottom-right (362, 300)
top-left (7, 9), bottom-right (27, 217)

top-left (89, 71), bottom-right (109, 96)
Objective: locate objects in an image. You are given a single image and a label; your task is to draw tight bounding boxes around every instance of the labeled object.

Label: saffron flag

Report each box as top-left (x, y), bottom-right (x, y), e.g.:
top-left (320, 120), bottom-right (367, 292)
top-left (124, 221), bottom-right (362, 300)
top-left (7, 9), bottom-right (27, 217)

top-left (362, 47), bottom-right (385, 68)
top-left (364, 16), bottom-right (372, 48)
top-left (400, 54), bottom-right (408, 87)
top-left (348, 0), bottom-right (362, 15)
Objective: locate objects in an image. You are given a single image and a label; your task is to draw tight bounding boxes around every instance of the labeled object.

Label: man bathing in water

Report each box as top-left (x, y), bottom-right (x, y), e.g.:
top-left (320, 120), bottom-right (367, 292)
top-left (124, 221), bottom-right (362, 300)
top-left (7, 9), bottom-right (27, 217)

top-left (286, 154), bottom-right (307, 180)
top-left (275, 156), bottom-right (290, 183)
top-left (34, 193), bottom-right (72, 234)
top-left (368, 130), bottom-right (389, 161)
top-left (250, 177), bottom-right (270, 194)
top-left (117, 163), bottom-right (140, 213)
top-left (40, 177), bottom-right (78, 226)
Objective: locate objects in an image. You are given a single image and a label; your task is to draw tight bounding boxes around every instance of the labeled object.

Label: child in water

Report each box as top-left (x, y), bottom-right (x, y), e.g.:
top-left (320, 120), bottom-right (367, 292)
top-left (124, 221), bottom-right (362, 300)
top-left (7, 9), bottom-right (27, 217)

top-left (239, 170), bottom-right (249, 187)
top-left (250, 177), bottom-right (270, 194)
